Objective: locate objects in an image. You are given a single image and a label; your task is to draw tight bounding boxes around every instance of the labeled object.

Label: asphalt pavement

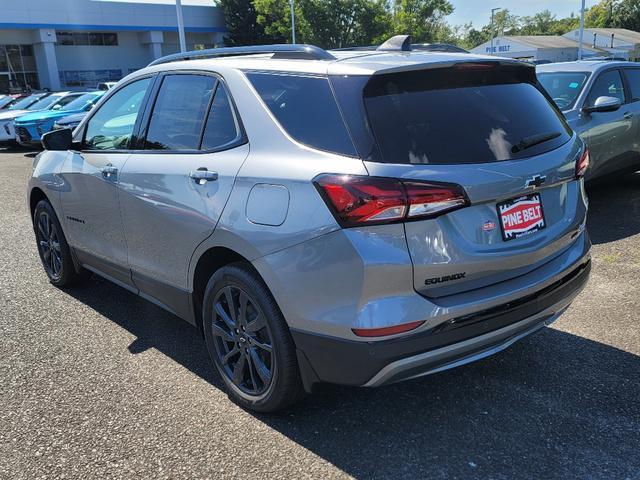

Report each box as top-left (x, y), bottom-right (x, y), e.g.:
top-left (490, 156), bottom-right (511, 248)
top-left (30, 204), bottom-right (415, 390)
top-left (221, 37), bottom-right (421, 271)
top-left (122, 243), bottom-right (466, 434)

top-left (1, 147), bottom-right (638, 479)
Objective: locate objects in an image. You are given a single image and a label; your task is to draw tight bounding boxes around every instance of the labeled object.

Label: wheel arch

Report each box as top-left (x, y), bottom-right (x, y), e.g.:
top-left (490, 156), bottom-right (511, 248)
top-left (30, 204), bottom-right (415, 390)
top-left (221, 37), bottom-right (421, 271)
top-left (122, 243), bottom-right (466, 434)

top-left (191, 245), bottom-right (260, 332)
top-left (29, 187), bottom-right (50, 219)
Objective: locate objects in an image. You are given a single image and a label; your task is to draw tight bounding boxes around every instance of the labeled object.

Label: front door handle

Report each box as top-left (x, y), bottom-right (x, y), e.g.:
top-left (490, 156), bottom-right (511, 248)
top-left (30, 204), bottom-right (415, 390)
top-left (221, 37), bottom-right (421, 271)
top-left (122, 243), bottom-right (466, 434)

top-left (100, 164), bottom-right (118, 178)
top-left (623, 111), bottom-right (634, 119)
top-left (189, 168), bottom-right (218, 184)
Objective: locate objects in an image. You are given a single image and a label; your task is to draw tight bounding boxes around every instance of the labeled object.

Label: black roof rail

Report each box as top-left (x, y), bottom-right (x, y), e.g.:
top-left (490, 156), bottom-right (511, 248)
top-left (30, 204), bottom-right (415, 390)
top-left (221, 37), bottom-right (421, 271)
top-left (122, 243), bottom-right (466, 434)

top-left (148, 44), bottom-right (335, 66)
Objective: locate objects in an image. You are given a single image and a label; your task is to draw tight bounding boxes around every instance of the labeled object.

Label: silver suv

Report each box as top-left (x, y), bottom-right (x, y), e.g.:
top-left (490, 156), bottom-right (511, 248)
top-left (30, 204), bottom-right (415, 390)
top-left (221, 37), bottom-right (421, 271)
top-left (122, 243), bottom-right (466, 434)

top-left (29, 38), bottom-right (591, 412)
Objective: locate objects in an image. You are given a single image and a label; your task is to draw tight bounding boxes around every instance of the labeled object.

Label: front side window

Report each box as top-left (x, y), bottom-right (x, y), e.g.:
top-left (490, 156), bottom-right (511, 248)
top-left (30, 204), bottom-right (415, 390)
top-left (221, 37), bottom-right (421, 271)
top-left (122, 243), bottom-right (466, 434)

top-left (537, 71), bottom-right (589, 110)
top-left (586, 70), bottom-right (626, 107)
top-left (85, 77), bottom-right (152, 150)
top-left (145, 74), bottom-right (216, 150)
top-left (246, 72), bottom-right (356, 157)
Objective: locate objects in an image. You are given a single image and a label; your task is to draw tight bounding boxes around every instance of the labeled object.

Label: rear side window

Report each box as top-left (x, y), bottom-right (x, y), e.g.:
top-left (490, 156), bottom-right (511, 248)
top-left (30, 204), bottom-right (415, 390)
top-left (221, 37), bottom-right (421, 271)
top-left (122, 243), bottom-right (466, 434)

top-left (246, 72), bottom-right (356, 156)
top-left (624, 68), bottom-right (640, 101)
top-left (363, 67), bottom-right (571, 164)
top-left (145, 74), bottom-right (216, 150)
top-left (201, 83), bottom-right (242, 150)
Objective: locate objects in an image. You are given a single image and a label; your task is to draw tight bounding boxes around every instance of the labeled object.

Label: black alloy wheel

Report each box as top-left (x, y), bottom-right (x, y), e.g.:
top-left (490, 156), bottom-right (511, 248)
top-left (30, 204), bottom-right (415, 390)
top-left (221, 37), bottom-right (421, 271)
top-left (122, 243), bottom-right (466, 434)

top-left (202, 263), bottom-right (305, 412)
top-left (35, 209), bottom-right (63, 281)
top-left (211, 285), bottom-right (274, 396)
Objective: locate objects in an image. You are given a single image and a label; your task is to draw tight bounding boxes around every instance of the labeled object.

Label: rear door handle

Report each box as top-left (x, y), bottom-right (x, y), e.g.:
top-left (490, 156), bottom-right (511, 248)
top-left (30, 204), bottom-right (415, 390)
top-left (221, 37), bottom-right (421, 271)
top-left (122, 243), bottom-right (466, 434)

top-left (623, 111), bottom-right (634, 119)
top-left (100, 164), bottom-right (118, 178)
top-left (189, 168), bottom-right (218, 184)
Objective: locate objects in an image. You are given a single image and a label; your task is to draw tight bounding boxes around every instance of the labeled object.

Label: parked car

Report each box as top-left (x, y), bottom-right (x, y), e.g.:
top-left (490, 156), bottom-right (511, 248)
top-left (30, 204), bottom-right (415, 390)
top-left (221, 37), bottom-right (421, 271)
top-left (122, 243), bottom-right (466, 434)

top-left (0, 95), bottom-right (16, 109)
top-left (52, 111), bottom-right (87, 131)
top-left (29, 39), bottom-right (591, 412)
top-left (0, 92), bottom-right (58, 144)
top-left (97, 82), bottom-right (117, 91)
top-left (14, 91), bottom-right (104, 146)
top-left (537, 60), bottom-right (640, 180)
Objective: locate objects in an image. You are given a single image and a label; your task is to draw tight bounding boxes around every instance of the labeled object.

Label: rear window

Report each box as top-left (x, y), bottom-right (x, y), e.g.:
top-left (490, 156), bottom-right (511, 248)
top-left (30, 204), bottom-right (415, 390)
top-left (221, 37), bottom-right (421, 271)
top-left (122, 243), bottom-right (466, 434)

top-left (363, 66), bottom-right (571, 165)
top-left (246, 72), bottom-right (356, 157)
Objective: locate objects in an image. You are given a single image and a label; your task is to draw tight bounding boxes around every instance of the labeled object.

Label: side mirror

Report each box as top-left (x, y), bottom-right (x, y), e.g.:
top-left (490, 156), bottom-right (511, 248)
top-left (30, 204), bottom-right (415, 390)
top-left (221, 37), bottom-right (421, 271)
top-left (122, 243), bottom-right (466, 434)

top-left (583, 96), bottom-right (622, 114)
top-left (42, 128), bottom-right (73, 151)
top-left (51, 104), bottom-right (62, 110)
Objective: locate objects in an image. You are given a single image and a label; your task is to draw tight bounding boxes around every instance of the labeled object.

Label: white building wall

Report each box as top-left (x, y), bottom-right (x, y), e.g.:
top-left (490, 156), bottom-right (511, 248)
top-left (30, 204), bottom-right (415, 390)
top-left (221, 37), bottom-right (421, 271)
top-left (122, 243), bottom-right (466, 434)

top-left (0, 0), bottom-right (225, 92)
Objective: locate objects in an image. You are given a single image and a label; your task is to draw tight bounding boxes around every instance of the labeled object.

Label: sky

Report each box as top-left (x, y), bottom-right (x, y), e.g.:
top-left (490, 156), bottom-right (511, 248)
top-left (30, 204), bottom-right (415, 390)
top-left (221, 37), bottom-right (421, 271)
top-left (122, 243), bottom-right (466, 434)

top-left (448, 0), bottom-right (599, 28)
top-left (104, 0), bottom-right (601, 29)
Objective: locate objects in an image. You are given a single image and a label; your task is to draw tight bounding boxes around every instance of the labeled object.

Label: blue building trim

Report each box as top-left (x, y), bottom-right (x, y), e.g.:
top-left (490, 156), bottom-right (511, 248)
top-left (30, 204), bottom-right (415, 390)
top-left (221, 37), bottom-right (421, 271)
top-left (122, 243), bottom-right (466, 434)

top-left (0, 23), bottom-right (225, 33)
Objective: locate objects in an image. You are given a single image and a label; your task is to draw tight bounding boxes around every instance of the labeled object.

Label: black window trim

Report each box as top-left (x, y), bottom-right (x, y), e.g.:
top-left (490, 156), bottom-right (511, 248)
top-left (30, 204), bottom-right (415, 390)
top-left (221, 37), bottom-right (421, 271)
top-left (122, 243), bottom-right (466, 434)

top-left (78, 73), bottom-right (159, 154)
top-left (136, 70), bottom-right (248, 155)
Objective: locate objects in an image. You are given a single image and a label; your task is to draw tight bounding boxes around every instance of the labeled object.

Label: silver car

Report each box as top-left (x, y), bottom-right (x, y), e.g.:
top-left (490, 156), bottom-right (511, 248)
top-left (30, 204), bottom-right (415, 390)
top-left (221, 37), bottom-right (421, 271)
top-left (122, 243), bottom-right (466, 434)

top-left (28, 39), bottom-right (591, 412)
top-left (537, 60), bottom-right (640, 181)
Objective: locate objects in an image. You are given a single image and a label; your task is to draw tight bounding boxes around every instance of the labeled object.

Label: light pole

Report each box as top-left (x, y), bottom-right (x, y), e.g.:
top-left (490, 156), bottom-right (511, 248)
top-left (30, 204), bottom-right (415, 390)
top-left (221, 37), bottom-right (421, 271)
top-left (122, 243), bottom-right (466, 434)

top-left (175, 0), bottom-right (187, 53)
top-left (290, 0), bottom-right (296, 44)
top-left (490, 7), bottom-right (501, 55)
top-left (578, 0), bottom-right (586, 60)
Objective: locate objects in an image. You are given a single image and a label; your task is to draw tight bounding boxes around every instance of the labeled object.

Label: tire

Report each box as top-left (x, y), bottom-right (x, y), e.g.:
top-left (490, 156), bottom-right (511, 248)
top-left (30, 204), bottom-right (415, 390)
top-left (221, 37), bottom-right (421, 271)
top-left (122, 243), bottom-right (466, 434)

top-left (202, 263), bottom-right (305, 412)
top-left (33, 200), bottom-right (90, 287)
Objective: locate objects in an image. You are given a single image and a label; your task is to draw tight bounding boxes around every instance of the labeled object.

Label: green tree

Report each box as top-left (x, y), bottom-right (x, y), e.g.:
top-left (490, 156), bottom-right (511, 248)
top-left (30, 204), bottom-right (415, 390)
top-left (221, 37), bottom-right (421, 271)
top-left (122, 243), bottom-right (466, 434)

top-left (388, 0), bottom-right (454, 43)
top-left (253, 0), bottom-right (295, 43)
top-left (584, 1), bottom-right (614, 27)
top-left (219, 0), bottom-right (280, 45)
top-left (611, 0), bottom-right (640, 31)
top-left (300, 0), bottom-right (391, 48)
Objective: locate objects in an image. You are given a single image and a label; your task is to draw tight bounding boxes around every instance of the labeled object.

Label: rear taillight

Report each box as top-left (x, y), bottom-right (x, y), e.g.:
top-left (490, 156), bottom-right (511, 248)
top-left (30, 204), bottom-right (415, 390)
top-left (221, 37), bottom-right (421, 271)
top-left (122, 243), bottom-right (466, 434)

top-left (314, 174), bottom-right (468, 228)
top-left (576, 148), bottom-right (590, 178)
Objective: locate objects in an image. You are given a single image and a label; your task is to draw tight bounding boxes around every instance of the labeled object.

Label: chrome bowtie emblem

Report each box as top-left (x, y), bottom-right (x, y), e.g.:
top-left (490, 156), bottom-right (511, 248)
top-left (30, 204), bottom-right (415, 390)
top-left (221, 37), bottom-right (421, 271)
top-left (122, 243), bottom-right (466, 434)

top-left (525, 174), bottom-right (546, 189)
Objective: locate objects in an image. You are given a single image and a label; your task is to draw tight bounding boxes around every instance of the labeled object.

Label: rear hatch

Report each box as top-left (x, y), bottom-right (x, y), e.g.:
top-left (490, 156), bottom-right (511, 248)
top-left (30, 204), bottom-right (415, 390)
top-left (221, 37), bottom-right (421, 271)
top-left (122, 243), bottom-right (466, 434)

top-left (334, 61), bottom-right (586, 298)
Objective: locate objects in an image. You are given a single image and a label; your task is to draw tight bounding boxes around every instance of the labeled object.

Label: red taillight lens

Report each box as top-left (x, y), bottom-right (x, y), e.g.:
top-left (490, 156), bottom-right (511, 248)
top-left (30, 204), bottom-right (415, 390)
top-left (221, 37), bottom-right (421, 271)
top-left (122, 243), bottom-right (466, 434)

top-left (314, 174), bottom-right (468, 228)
top-left (576, 148), bottom-right (590, 178)
top-left (352, 320), bottom-right (424, 338)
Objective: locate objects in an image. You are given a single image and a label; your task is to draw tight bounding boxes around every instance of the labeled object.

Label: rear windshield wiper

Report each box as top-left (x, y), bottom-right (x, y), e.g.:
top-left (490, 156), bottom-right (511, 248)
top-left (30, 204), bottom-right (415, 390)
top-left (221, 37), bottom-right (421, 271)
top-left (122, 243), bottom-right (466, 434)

top-left (511, 131), bottom-right (562, 153)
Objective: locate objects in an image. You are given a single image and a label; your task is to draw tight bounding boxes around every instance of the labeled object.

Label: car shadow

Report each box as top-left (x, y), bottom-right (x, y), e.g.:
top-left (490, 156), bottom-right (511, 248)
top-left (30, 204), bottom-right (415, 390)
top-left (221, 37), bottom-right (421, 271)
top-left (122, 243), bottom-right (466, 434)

top-left (0, 144), bottom-right (39, 156)
top-left (586, 171), bottom-right (640, 244)
top-left (61, 276), bottom-right (640, 479)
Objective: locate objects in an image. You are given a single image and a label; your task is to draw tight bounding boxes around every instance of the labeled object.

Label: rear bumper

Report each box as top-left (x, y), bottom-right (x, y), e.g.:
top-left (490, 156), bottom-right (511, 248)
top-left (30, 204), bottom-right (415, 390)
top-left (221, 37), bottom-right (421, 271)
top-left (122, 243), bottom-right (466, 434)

top-left (292, 258), bottom-right (591, 389)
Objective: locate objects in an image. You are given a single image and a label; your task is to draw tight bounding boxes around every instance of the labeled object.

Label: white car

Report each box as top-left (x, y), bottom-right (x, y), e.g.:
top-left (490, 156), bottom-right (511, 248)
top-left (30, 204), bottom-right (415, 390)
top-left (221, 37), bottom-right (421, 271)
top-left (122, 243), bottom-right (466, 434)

top-left (0, 92), bottom-right (82, 144)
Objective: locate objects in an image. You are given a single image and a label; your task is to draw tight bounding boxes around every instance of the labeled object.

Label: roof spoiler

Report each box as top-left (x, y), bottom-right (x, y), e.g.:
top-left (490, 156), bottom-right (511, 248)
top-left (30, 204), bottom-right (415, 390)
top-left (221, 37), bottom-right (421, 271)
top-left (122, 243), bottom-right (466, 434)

top-left (147, 44), bottom-right (335, 67)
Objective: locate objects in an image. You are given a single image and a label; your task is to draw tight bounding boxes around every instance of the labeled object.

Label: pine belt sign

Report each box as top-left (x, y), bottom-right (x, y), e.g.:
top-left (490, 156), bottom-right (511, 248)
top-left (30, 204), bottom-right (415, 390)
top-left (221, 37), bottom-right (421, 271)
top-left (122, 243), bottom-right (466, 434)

top-left (485, 45), bottom-right (512, 54)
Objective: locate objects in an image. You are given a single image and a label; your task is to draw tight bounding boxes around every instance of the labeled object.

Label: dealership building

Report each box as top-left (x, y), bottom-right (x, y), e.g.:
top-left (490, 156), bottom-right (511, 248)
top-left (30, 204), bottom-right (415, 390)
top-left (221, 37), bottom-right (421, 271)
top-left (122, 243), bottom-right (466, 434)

top-left (471, 28), bottom-right (640, 63)
top-left (0, 0), bottom-right (225, 93)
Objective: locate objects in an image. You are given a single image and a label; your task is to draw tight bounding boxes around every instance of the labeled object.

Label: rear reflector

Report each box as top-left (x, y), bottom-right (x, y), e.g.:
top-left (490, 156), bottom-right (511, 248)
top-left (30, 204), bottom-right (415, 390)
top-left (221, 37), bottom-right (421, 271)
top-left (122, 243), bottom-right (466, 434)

top-left (314, 174), bottom-right (468, 228)
top-left (576, 148), bottom-right (589, 178)
top-left (352, 320), bottom-right (424, 338)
